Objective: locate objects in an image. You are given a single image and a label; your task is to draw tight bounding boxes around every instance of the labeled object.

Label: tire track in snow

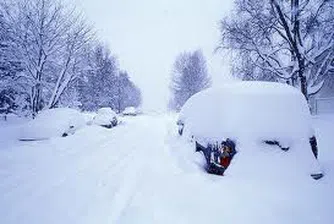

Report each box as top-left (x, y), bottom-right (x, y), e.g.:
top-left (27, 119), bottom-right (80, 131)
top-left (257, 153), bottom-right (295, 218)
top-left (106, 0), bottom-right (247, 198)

top-left (105, 116), bottom-right (171, 223)
top-left (1, 124), bottom-right (141, 224)
top-left (0, 127), bottom-right (113, 195)
top-left (1, 115), bottom-right (189, 223)
top-left (0, 129), bottom-right (113, 202)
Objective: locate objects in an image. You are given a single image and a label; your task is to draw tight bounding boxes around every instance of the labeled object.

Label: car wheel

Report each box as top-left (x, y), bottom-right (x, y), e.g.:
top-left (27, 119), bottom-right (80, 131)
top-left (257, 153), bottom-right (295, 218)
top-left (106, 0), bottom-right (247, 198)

top-left (178, 124), bottom-right (184, 136)
top-left (309, 136), bottom-right (318, 159)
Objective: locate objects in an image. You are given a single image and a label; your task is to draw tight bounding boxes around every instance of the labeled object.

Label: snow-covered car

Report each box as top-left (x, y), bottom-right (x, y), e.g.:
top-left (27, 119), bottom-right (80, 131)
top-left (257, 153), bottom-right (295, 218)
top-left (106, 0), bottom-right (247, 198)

top-left (19, 108), bottom-right (87, 141)
top-left (177, 81), bottom-right (323, 179)
top-left (92, 107), bottom-right (118, 128)
top-left (122, 106), bottom-right (138, 116)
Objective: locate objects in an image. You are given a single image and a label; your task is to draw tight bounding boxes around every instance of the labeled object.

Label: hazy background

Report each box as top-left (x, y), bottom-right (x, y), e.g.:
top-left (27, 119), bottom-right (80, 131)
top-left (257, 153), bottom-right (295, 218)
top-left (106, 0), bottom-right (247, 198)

top-left (72, 0), bottom-right (234, 112)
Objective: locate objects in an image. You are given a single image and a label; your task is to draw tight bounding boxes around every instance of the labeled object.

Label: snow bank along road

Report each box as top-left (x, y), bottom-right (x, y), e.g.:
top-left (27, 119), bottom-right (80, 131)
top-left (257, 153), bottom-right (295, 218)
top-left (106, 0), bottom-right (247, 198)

top-left (0, 115), bottom-right (334, 224)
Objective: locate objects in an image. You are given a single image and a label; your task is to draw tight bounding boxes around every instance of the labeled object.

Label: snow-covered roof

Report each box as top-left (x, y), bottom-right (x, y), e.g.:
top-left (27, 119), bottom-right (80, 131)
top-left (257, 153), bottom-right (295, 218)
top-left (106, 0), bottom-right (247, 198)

top-left (93, 107), bottom-right (117, 126)
top-left (19, 108), bottom-right (86, 140)
top-left (123, 106), bottom-right (137, 115)
top-left (179, 81), bottom-right (313, 143)
top-left (97, 107), bottom-right (117, 116)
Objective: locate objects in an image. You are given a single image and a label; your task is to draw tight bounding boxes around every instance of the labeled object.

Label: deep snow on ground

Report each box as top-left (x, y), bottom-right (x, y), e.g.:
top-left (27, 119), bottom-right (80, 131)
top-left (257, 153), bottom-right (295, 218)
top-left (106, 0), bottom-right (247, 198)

top-left (0, 114), bottom-right (333, 224)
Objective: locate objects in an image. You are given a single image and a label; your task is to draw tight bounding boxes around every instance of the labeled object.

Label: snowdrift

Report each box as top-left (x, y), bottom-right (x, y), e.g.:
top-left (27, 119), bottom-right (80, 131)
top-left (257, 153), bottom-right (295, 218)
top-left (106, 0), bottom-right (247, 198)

top-left (19, 108), bottom-right (87, 141)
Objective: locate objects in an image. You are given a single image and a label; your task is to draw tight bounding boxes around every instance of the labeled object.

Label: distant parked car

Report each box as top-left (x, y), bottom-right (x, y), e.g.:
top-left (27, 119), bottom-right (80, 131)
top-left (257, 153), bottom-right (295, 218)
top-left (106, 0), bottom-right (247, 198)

top-left (19, 108), bottom-right (86, 141)
top-left (177, 81), bottom-right (323, 179)
top-left (122, 107), bottom-right (138, 116)
top-left (93, 107), bottom-right (118, 128)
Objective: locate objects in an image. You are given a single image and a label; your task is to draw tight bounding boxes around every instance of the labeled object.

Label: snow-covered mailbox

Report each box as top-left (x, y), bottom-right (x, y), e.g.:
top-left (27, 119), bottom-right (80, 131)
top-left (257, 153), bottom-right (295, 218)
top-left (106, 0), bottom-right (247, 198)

top-left (19, 108), bottom-right (86, 141)
top-left (177, 81), bottom-right (323, 179)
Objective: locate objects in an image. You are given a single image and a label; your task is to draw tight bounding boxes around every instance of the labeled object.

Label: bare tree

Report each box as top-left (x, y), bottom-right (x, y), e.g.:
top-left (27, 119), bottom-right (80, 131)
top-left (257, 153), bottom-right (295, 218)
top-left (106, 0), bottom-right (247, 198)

top-left (169, 49), bottom-right (211, 111)
top-left (114, 71), bottom-right (142, 113)
top-left (1, 0), bottom-right (93, 116)
top-left (219, 0), bottom-right (334, 101)
top-left (78, 43), bottom-right (118, 111)
top-left (77, 45), bottom-right (142, 113)
top-left (0, 10), bottom-right (23, 117)
top-left (47, 18), bottom-right (93, 109)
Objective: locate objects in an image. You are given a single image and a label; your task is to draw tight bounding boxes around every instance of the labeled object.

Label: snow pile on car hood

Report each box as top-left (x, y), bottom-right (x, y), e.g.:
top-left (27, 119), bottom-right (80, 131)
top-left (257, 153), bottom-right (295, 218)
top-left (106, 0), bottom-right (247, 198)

top-left (19, 108), bottom-right (87, 140)
top-left (93, 107), bottom-right (117, 126)
top-left (179, 81), bottom-right (313, 144)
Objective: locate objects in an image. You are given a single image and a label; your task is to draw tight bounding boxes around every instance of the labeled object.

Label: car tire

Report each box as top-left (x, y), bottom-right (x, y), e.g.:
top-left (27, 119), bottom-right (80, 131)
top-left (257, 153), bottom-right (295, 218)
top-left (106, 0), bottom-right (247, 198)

top-left (309, 136), bottom-right (318, 159)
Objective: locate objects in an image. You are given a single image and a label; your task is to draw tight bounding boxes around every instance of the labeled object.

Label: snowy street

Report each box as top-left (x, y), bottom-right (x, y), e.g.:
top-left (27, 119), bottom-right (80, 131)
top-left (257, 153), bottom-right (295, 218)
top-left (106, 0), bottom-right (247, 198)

top-left (1, 114), bottom-right (334, 224)
top-left (1, 0), bottom-right (334, 223)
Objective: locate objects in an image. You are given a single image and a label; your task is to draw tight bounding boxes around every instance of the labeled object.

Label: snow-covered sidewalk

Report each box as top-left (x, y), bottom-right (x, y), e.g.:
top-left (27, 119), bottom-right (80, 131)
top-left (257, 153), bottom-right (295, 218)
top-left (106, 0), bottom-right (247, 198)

top-left (0, 115), bottom-right (333, 224)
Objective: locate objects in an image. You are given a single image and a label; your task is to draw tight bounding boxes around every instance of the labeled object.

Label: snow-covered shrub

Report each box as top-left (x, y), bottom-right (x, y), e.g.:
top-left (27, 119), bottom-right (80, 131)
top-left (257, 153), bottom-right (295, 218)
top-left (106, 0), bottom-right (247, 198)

top-left (92, 107), bottom-right (118, 128)
top-left (178, 81), bottom-right (322, 179)
top-left (19, 108), bottom-right (86, 141)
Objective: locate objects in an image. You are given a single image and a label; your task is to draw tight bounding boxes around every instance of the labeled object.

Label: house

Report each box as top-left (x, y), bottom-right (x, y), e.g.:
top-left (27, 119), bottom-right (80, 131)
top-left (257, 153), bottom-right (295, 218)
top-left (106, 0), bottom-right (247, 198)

top-left (311, 75), bottom-right (334, 114)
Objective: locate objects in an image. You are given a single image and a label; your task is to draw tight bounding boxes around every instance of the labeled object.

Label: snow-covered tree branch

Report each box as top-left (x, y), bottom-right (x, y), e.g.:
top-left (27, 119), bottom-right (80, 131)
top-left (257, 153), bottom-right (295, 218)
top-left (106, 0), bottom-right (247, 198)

top-left (219, 0), bottom-right (334, 102)
top-left (0, 0), bottom-right (94, 116)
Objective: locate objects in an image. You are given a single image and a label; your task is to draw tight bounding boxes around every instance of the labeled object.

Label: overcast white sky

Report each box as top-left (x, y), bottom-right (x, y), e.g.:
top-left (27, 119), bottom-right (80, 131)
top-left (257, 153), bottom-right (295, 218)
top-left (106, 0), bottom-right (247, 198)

top-left (73, 0), bottom-right (234, 111)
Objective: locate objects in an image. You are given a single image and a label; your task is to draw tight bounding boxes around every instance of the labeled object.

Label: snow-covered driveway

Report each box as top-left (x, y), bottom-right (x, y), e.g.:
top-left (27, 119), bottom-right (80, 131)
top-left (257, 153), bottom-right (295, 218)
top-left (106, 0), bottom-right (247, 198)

top-left (0, 115), bottom-right (333, 224)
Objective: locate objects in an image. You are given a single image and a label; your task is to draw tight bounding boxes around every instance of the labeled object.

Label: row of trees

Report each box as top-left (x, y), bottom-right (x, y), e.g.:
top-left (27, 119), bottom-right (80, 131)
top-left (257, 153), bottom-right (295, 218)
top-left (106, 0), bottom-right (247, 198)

top-left (169, 50), bottom-right (211, 111)
top-left (169, 0), bottom-right (334, 111)
top-left (219, 0), bottom-right (334, 101)
top-left (77, 44), bottom-right (141, 113)
top-left (0, 0), bottom-right (141, 117)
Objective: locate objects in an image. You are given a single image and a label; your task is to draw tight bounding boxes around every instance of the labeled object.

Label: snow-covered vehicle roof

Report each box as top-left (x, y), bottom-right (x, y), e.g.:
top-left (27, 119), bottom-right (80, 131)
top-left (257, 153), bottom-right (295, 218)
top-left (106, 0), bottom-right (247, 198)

top-left (19, 108), bottom-right (86, 141)
top-left (97, 107), bottom-right (117, 116)
top-left (179, 81), bottom-right (313, 143)
top-left (93, 107), bottom-right (118, 127)
top-left (178, 81), bottom-right (322, 178)
top-left (122, 106), bottom-right (137, 116)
